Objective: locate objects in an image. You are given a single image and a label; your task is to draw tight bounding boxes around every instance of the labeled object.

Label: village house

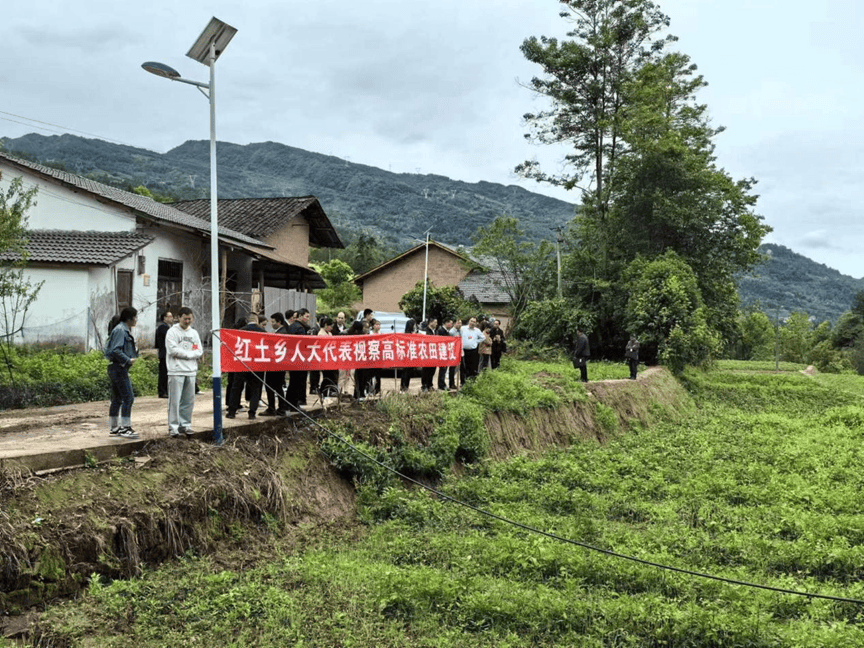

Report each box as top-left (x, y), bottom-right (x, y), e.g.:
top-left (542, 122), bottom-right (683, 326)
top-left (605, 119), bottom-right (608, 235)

top-left (0, 151), bottom-right (342, 349)
top-left (353, 240), bottom-right (512, 327)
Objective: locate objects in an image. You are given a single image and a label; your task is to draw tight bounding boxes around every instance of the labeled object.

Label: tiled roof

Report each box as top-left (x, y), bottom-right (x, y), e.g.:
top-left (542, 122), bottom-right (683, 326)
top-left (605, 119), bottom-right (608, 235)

top-left (172, 197), bottom-right (344, 249)
top-left (0, 152), bottom-right (268, 248)
top-left (0, 230), bottom-right (154, 265)
top-left (354, 240), bottom-right (476, 284)
top-left (458, 269), bottom-right (511, 304)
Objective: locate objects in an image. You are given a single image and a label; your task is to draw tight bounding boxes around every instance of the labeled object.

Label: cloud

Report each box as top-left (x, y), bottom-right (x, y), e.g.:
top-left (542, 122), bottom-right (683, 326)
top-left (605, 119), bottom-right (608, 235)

top-left (797, 230), bottom-right (837, 251)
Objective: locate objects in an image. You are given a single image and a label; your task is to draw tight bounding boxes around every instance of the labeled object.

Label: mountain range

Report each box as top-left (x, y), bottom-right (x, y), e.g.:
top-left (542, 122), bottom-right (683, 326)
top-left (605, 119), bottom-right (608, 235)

top-left (2, 133), bottom-right (861, 324)
top-left (0, 133), bottom-right (575, 248)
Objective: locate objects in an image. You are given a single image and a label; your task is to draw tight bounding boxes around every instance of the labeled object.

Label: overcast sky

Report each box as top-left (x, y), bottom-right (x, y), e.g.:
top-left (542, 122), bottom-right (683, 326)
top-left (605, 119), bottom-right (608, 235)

top-left (3, 0), bottom-right (863, 278)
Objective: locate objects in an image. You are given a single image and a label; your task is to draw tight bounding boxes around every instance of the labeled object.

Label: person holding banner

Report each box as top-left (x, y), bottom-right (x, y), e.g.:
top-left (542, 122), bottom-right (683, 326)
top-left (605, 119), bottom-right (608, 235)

top-left (226, 313), bottom-right (266, 419)
top-left (460, 317), bottom-right (486, 381)
top-left (261, 312), bottom-right (289, 416)
top-left (420, 317), bottom-right (438, 392)
top-left (348, 320), bottom-right (371, 399)
top-left (400, 319), bottom-right (416, 393)
top-left (286, 308), bottom-right (311, 411)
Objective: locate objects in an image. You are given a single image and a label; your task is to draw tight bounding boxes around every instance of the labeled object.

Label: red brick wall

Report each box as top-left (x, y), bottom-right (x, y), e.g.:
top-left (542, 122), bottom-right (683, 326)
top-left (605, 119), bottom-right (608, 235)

top-left (356, 247), bottom-right (470, 312)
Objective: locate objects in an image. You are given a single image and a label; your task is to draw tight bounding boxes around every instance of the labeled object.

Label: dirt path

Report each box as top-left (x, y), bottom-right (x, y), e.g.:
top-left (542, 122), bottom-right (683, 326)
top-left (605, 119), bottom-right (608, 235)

top-left (0, 373), bottom-right (415, 471)
top-left (0, 368), bottom-right (662, 472)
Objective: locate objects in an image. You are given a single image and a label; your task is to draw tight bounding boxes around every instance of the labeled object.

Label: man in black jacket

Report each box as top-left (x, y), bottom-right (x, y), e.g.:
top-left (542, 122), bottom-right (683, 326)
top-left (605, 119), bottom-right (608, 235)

top-left (490, 319), bottom-right (506, 370)
top-left (574, 327), bottom-right (590, 383)
top-left (286, 308), bottom-right (311, 411)
top-left (226, 313), bottom-right (266, 419)
top-left (155, 310), bottom-right (173, 398)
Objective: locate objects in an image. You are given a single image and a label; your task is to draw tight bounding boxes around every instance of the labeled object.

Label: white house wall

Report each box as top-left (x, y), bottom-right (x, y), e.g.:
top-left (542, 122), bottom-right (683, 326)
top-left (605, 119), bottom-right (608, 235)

top-left (1, 163), bottom-right (212, 350)
top-left (0, 162), bottom-right (134, 232)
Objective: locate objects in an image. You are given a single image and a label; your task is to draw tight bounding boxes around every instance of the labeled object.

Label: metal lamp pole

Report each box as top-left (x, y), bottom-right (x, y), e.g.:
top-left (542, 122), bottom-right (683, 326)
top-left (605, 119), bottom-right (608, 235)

top-left (422, 229), bottom-right (431, 323)
top-left (142, 17), bottom-right (237, 445)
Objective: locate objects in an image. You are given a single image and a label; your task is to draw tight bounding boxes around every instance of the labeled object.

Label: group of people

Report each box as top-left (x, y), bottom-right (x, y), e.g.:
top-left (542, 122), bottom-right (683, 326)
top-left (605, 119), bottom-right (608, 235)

top-left (404, 315), bottom-right (506, 393)
top-left (223, 308), bottom-right (509, 418)
top-left (572, 328), bottom-right (641, 383)
top-left (106, 305), bottom-right (203, 440)
top-left (105, 305), bottom-right (641, 438)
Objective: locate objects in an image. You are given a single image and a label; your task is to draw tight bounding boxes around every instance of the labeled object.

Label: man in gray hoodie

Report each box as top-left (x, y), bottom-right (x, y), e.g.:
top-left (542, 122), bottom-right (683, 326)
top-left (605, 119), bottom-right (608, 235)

top-left (166, 307), bottom-right (204, 438)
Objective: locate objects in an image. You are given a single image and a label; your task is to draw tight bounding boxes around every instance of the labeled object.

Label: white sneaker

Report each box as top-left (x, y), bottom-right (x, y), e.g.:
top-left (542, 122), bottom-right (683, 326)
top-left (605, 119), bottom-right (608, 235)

top-left (118, 427), bottom-right (139, 440)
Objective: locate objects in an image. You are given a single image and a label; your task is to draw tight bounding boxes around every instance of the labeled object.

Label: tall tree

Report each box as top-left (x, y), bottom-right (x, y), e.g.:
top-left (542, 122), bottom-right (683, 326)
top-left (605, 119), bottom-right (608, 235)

top-left (607, 51), bottom-right (770, 340)
top-left (471, 217), bottom-right (555, 323)
top-left (518, 0), bottom-right (674, 270)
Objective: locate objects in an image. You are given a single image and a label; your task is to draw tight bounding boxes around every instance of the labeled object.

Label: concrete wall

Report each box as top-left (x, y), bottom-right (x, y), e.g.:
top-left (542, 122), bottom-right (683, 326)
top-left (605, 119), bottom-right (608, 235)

top-left (358, 247), bottom-right (470, 312)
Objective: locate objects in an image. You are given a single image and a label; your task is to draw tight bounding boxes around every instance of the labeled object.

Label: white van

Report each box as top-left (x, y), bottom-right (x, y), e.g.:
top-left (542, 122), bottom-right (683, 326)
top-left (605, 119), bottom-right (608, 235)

top-left (355, 311), bottom-right (413, 333)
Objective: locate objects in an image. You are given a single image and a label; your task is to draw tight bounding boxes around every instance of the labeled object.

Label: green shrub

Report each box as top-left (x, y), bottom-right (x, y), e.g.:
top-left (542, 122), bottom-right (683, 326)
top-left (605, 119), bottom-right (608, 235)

top-left (438, 398), bottom-right (488, 464)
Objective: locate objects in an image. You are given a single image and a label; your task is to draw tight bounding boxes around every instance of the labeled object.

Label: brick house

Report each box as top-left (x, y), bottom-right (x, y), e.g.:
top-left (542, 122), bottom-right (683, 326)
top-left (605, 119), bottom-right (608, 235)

top-left (353, 240), bottom-right (512, 326)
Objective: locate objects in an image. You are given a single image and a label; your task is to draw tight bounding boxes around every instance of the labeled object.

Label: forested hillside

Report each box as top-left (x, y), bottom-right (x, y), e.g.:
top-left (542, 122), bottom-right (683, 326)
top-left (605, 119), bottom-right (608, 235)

top-left (0, 133), bottom-right (575, 248)
top-left (3, 133), bottom-right (861, 325)
top-left (738, 243), bottom-right (864, 323)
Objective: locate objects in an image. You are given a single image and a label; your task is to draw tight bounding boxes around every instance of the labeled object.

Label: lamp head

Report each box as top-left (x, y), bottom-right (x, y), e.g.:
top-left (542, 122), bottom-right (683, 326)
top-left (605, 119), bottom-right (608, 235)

top-left (141, 61), bottom-right (181, 79)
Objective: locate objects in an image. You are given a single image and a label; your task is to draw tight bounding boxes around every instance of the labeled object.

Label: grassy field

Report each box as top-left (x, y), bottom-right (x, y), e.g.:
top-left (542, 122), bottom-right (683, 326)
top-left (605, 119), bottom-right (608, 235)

top-left (19, 362), bottom-right (864, 647)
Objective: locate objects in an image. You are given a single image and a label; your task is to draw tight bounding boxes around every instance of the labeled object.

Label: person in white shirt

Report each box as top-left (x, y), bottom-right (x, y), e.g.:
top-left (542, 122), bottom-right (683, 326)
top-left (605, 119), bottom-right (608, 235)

top-left (166, 307), bottom-right (204, 438)
top-left (460, 317), bottom-right (485, 381)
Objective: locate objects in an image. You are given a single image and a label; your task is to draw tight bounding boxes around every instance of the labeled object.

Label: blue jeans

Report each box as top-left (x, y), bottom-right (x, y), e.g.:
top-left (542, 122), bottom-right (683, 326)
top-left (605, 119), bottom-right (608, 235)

top-left (108, 363), bottom-right (134, 427)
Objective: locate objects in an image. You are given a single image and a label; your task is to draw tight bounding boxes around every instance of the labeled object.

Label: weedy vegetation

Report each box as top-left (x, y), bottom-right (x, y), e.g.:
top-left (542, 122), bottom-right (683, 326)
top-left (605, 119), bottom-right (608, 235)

top-left (13, 361), bottom-right (864, 646)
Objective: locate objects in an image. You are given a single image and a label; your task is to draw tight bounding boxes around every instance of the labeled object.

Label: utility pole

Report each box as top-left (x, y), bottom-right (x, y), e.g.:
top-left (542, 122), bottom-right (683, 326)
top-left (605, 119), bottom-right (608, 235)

top-left (553, 227), bottom-right (565, 299)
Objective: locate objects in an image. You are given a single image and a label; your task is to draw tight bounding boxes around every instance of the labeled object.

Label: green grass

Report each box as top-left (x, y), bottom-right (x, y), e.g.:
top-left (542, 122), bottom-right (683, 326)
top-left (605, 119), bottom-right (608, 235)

top-left (715, 359), bottom-right (808, 372)
top-left (32, 363), bottom-right (864, 646)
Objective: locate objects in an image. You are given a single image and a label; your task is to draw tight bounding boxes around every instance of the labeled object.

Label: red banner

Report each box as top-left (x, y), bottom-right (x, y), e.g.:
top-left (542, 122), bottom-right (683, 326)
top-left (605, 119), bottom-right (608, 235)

top-left (219, 330), bottom-right (462, 372)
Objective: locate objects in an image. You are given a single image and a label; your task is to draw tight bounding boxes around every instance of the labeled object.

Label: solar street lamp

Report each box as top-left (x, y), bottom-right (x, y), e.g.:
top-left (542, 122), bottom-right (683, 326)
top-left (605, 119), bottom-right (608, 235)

top-left (142, 17), bottom-right (237, 445)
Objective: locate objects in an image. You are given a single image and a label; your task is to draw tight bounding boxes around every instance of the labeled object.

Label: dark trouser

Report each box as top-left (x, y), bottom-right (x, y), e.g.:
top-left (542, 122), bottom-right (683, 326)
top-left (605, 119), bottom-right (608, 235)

top-left (400, 368), bottom-right (411, 392)
top-left (421, 366), bottom-right (435, 390)
top-left (628, 358), bottom-right (638, 379)
top-left (573, 356), bottom-right (589, 382)
top-left (437, 366), bottom-right (447, 390)
top-left (464, 348), bottom-right (480, 380)
top-left (265, 370), bottom-right (286, 411)
top-left (157, 356), bottom-right (168, 397)
top-left (491, 352), bottom-right (502, 370)
top-left (354, 368), bottom-right (370, 399)
top-left (309, 370), bottom-right (321, 393)
top-left (107, 363), bottom-right (134, 426)
top-left (287, 370), bottom-right (307, 408)
top-left (229, 372), bottom-right (262, 416)
top-left (459, 357), bottom-right (466, 385)
top-left (321, 370), bottom-right (339, 395)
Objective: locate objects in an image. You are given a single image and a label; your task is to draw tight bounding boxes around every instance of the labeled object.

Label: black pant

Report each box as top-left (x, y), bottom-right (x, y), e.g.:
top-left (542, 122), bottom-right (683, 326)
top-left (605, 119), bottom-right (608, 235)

top-left (320, 370), bottom-right (339, 395)
top-left (265, 370), bottom-right (286, 411)
top-left (400, 368), bottom-right (411, 391)
top-left (421, 366), bottom-right (436, 391)
top-left (437, 366), bottom-right (447, 390)
top-left (287, 370), bottom-right (307, 409)
top-left (491, 351), bottom-right (502, 370)
top-left (628, 358), bottom-right (638, 379)
top-left (157, 356), bottom-right (168, 397)
top-left (228, 372), bottom-right (262, 416)
top-left (573, 356), bottom-right (589, 382)
top-left (354, 368), bottom-right (370, 399)
top-left (464, 348), bottom-right (480, 380)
